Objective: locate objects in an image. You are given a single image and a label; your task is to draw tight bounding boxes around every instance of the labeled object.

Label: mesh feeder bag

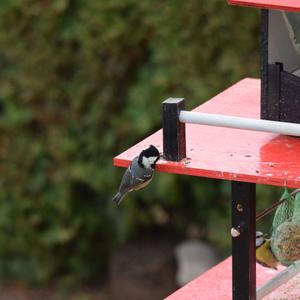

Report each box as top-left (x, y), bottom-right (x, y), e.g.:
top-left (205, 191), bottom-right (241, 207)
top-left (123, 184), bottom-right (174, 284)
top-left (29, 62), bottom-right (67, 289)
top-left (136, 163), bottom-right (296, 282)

top-left (271, 190), bottom-right (300, 266)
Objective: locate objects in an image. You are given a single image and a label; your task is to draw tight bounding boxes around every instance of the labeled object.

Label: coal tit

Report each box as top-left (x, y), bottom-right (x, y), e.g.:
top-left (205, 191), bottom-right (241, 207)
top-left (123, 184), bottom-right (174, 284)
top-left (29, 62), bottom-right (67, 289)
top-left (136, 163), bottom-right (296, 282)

top-left (112, 145), bottom-right (160, 205)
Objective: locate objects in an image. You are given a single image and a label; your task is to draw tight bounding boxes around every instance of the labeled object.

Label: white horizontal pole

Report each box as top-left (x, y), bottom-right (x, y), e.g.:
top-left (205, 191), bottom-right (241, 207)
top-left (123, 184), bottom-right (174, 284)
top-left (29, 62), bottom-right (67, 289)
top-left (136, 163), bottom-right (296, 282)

top-left (179, 111), bottom-right (300, 137)
top-left (256, 260), bottom-right (300, 299)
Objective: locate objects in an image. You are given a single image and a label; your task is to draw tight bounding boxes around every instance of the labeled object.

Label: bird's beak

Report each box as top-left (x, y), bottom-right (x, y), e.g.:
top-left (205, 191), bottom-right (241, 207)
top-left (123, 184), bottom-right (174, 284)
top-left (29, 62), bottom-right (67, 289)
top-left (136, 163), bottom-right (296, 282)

top-left (159, 153), bottom-right (163, 158)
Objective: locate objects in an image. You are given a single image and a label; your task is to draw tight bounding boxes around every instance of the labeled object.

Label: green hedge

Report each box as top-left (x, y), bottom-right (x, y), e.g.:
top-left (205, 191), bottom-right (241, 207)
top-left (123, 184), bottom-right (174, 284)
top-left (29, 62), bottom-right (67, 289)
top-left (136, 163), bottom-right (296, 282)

top-left (0, 0), bottom-right (275, 286)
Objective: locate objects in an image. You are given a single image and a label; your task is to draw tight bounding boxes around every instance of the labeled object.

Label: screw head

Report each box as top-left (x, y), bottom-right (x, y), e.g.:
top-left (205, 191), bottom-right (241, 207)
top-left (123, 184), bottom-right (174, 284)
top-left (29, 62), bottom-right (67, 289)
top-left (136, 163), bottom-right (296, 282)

top-left (231, 227), bottom-right (241, 238)
top-left (236, 204), bottom-right (243, 212)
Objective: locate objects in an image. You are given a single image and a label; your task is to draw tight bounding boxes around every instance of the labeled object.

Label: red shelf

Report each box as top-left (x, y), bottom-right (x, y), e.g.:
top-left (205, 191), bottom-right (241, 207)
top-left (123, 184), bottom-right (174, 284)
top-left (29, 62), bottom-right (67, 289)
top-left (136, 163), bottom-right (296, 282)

top-left (228, 0), bottom-right (300, 12)
top-left (164, 257), bottom-right (300, 300)
top-left (113, 78), bottom-right (300, 188)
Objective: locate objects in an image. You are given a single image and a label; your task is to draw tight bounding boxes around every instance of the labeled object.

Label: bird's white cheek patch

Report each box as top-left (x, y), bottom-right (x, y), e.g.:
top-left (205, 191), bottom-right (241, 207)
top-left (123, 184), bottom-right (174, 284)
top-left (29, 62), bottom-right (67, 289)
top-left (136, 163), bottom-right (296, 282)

top-left (148, 156), bottom-right (158, 164)
top-left (256, 237), bottom-right (264, 247)
top-left (142, 156), bottom-right (158, 168)
top-left (142, 156), bottom-right (151, 168)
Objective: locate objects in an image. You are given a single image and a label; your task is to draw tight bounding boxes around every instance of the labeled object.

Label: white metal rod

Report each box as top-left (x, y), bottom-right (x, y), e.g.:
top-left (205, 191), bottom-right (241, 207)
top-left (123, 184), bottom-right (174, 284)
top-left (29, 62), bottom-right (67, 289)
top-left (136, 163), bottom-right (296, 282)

top-left (256, 260), bottom-right (300, 299)
top-left (179, 111), bottom-right (300, 137)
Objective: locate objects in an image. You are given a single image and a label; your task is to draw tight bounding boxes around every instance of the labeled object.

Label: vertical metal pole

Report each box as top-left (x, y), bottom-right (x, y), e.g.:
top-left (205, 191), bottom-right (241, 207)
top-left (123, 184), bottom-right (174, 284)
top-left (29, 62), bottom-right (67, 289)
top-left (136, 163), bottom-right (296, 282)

top-left (267, 63), bottom-right (282, 121)
top-left (0, 97), bottom-right (3, 115)
top-left (162, 98), bottom-right (186, 161)
top-left (261, 9), bottom-right (282, 122)
top-left (232, 181), bottom-right (256, 300)
top-left (261, 9), bottom-right (269, 120)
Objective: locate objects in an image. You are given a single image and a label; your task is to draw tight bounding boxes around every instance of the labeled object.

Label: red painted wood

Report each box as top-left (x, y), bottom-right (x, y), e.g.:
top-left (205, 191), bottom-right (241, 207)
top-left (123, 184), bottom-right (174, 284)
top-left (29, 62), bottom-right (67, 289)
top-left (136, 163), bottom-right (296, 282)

top-left (114, 78), bottom-right (300, 188)
top-left (228, 0), bottom-right (300, 12)
top-left (164, 257), bottom-right (297, 300)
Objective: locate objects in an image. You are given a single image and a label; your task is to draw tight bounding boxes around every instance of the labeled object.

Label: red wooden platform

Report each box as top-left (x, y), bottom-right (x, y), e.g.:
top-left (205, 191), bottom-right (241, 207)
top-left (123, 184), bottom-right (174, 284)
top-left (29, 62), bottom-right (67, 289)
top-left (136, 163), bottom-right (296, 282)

top-left (164, 257), bottom-right (300, 300)
top-left (114, 78), bottom-right (300, 188)
top-left (228, 0), bottom-right (300, 12)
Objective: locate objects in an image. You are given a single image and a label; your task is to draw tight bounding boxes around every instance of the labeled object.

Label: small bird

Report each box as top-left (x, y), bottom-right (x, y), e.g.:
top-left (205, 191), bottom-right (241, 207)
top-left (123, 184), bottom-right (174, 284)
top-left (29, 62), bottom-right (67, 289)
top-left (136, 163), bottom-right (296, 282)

top-left (112, 145), bottom-right (160, 205)
top-left (256, 231), bottom-right (279, 270)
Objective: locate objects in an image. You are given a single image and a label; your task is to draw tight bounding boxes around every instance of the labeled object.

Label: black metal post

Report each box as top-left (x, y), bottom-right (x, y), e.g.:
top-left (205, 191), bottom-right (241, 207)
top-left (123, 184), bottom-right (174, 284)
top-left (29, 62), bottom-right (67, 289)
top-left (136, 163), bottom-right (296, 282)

top-left (266, 63), bottom-right (282, 121)
top-left (0, 97), bottom-right (3, 115)
top-left (162, 98), bottom-right (186, 161)
top-left (232, 181), bottom-right (256, 300)
top-left (261, 9), bottom-right (269, 121)
top-left (261, 9), bottom-right (282, 122)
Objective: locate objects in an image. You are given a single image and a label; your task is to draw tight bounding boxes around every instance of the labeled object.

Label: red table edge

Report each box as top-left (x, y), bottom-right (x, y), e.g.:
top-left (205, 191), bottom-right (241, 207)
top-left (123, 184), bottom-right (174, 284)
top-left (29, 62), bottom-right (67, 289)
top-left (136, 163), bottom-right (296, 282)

top-left (228, 0), bottom-right (300, 12)
top-left (113, 156), bottom-right (297, 189)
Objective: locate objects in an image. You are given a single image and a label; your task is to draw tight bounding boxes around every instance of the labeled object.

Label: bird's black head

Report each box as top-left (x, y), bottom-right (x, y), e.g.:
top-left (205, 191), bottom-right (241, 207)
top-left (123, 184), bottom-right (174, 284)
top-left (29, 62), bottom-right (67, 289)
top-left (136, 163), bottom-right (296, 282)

top-left (143, 145), bottom-right (160, 158)
top-left (138, 145), bottom-right (160, 169)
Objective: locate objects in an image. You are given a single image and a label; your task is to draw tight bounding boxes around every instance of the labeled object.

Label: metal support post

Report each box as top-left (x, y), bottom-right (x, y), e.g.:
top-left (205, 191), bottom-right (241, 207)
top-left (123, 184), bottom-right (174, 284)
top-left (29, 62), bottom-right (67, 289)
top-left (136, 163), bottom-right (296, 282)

top-left (231, 181), bottom-right (256, 300)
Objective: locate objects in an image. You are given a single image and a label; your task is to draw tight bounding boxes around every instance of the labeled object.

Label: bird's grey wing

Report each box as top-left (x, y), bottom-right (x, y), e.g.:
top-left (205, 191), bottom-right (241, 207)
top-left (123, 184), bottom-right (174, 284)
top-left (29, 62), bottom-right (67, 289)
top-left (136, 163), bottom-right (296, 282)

top-left (118, 167), bottom-right (135, 194)
top-left (128, 164), bottom-right (153, 191)
top-left (118, 158), bottom-right (153, 194)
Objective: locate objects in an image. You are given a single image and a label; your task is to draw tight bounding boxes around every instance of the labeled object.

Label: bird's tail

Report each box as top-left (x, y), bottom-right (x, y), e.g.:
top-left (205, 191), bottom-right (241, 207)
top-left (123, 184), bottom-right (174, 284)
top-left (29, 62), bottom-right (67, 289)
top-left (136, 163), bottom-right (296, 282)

top-left (112, 192), bottom-right (124, 205)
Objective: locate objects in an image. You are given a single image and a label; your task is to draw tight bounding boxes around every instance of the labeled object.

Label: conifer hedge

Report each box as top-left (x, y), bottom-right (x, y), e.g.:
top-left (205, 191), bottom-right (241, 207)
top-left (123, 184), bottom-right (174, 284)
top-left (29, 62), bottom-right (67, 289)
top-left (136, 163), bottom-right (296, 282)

top-left (0, 0), bottom-right (261, 285)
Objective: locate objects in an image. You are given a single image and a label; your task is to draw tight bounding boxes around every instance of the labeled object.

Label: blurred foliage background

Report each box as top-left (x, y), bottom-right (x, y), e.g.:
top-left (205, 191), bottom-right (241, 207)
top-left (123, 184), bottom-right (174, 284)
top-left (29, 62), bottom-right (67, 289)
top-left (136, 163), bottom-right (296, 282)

top-left (0, 0), bottom-right (284, 288)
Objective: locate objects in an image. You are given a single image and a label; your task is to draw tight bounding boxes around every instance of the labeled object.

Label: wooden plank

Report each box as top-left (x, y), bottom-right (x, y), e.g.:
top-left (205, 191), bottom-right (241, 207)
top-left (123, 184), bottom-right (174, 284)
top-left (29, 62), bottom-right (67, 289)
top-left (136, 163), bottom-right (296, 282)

top-left (164, 256), bottom-right (300, 300)
top-left (114, 78), bottom-right (300, 188)
top-left (228, 0), bottom-right (300, 12)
